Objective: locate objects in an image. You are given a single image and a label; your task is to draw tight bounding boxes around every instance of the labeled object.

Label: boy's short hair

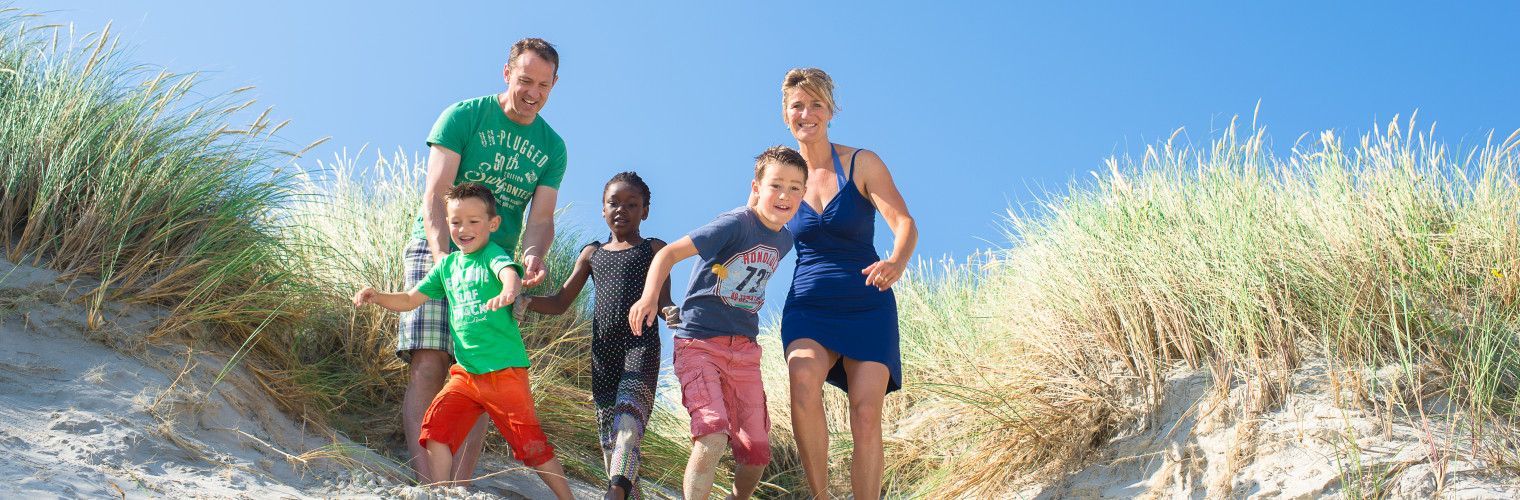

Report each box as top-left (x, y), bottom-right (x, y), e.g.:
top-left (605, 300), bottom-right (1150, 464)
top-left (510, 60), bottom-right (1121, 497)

top-left (446, 182), bottom-right (498, 218)
top-left (754, 145), bottom-right (809, 181)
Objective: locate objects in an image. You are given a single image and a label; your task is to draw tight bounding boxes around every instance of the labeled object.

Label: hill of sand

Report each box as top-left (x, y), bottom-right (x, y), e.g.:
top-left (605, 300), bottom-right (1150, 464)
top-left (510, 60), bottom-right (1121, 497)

top-left (0, 257), bottom-right (599, 499)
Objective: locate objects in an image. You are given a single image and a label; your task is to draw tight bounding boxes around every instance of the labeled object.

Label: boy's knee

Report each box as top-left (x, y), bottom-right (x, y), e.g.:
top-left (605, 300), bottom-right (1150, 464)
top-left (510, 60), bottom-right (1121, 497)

top-left (692, 432), bottom-right (728, 452)
top-left (732, 438), bottom-right (771, 467)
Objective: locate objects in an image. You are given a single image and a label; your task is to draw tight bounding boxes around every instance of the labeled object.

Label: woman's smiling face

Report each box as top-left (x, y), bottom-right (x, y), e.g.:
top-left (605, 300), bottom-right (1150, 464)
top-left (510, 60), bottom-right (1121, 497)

top-left (783, 87), bottom-right (832, 143)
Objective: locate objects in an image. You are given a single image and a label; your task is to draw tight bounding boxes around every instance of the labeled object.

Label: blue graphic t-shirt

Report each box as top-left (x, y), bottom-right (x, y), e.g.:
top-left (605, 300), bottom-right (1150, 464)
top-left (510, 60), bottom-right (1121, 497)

top-left (675, 207), bottom-right (793, 340)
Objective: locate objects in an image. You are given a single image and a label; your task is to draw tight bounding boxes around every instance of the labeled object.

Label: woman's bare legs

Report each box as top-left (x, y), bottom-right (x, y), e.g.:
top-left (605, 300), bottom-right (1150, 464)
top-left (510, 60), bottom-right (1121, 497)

top-left (786, 338), bottom-right (839, 498)
top-left (842, 359), bottom-right (890, 500)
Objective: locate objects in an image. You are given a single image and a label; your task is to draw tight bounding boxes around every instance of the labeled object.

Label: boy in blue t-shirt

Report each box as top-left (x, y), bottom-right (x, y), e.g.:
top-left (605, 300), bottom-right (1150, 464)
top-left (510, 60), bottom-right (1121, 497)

top-left (628, 145), bottom-right (808, 500)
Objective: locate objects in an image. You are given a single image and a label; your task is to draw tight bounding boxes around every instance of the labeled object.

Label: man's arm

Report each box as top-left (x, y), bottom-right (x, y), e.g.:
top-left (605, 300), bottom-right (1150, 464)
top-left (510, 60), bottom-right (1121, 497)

top-left (628, 236), bottom-right (698, 331)
top-left (519, 185), bottom-right (558, 287)
top-left (422, 145), bottom-right (462, 263)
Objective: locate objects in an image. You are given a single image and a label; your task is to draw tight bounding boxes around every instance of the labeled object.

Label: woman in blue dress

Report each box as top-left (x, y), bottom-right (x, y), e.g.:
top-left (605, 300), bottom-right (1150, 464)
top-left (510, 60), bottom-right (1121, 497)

top-left (777, 68), bottom-right (918, 499)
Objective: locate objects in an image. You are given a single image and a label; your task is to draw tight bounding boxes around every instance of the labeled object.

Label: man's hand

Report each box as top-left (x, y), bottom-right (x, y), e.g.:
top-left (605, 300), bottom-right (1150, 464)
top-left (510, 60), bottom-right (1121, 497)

top-left (521, 251), bottom-right (547, 287)
top-left (353, 287), bottom-right (377, 307)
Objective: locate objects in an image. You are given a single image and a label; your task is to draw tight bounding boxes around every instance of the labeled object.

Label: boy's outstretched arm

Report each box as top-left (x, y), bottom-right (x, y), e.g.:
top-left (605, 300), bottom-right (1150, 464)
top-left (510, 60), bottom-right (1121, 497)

top-left (520, 244), bottom-right (595, 317)
top-left (629, 236), bottom-right (697, 332)
top-left (649, 238), bottom-right (680, 332)
top-left (353, 286), bottom-right (429, 312)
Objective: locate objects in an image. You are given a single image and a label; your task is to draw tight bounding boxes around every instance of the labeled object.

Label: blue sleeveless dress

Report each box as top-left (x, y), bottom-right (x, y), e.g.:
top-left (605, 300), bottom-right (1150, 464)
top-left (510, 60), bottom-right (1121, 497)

top-left (782, 146), bottom-right (902, 394)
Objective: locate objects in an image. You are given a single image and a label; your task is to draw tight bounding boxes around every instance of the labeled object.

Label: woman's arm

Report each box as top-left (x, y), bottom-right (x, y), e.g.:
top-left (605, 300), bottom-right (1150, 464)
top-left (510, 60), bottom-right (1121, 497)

top-left (422, 145), bottom-right (462, 263)
top-left (523, 244), bottom-right (595, 315)
top-left (853, 149), bottom-right (918, 290)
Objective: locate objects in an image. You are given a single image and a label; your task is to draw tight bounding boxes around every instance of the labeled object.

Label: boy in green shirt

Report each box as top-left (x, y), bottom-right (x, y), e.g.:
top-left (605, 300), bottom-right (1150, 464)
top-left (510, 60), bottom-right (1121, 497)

top-left (355, 183), bottom-right (571, 499)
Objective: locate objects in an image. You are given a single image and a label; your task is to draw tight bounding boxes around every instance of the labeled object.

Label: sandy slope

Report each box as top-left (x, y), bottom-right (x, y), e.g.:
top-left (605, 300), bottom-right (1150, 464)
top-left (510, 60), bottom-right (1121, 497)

top-left (1022, 365), bottom-right (1520, 499)
top-left (0, 258), bottom-right (601, 499)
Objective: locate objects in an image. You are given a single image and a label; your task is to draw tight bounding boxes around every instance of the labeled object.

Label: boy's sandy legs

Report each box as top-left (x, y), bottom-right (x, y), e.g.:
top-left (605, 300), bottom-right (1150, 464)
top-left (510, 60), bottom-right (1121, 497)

top-left (683, 433), bottom-right (764, 500)
top-left (684, 434), bottom-right (725, 499)
top-left (425, 439), bottom-right (575, 499)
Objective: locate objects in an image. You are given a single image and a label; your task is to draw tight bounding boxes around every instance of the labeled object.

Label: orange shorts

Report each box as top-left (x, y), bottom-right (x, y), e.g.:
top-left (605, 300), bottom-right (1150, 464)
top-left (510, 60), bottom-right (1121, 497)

top-left (418, 364), bottom-right (555, 467)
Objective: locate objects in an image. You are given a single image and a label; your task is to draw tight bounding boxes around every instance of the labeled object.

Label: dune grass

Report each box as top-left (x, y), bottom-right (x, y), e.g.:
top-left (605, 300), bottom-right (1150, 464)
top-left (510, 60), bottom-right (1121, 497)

top-left (743, 116), bottom-right (1520, 496)
top-left (0, 10), bottom-right (322, 411)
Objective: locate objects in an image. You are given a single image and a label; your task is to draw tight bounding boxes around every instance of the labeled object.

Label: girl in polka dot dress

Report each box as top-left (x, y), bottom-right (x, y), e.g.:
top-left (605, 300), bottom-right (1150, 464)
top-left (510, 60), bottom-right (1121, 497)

top-left (518, 172), bottom-right (674, 500)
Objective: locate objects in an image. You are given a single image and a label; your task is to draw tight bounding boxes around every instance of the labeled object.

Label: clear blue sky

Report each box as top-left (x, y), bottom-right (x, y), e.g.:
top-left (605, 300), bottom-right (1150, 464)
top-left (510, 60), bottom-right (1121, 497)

top-left (21, 2), bottom-right (1520, 322)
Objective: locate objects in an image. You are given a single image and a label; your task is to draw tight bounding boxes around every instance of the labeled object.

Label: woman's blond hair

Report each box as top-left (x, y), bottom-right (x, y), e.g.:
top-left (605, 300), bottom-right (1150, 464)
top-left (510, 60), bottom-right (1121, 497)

top-left (782, 67), bottom-right (838, 113)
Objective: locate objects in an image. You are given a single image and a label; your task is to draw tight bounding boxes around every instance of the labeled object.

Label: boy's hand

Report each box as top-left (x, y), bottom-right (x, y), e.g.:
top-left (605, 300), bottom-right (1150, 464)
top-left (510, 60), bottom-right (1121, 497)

top-left (513, 296), bottom-right (535, 321)
top-left (353, 287), bottom-right (377, 307)
top-left (488, 268), bottom-right (522, 311)
top-left (628, 297), bottom-right (659, 333)
top-left (486, 290), bottom-right (518, 311)
top-left (661, 306), bottom-right (682, 330)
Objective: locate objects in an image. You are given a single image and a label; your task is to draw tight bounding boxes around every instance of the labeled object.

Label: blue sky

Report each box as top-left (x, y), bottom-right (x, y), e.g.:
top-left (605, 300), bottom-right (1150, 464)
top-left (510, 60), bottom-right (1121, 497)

top-left (21, 2), bottom-right (1520, 324)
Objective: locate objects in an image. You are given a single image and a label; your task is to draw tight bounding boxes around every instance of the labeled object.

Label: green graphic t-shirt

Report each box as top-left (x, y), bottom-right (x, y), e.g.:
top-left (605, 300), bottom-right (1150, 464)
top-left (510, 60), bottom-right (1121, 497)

top-left (414, 94), bottom-right (568, 253)
top-left (415, 242), bottom-right (529, 374)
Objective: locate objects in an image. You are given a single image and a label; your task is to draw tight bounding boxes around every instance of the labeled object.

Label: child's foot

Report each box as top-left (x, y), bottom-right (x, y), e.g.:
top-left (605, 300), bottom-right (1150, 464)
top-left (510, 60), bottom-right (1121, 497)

top-left (605, 475), bottom-right (632, 500)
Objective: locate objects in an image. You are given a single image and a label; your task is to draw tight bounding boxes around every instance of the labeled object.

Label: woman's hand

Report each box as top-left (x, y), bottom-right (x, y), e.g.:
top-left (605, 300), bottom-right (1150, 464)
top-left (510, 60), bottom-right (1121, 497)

top-left (861, 259), bottom-right (906, 291)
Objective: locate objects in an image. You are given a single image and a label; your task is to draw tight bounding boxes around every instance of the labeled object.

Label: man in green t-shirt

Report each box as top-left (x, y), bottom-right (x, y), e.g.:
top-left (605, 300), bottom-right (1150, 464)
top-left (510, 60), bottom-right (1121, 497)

top-left (395, 37), bottom-right (568, 484)
top-left (359, 183), bottom-right (572, 498)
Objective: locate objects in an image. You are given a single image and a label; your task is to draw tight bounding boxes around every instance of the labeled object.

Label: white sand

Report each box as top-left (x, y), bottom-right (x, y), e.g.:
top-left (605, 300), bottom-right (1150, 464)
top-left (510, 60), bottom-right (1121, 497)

top-left (1022, 364), bottom-right (1520, 499)
top-left (0, 258), bottom-right (602, 499)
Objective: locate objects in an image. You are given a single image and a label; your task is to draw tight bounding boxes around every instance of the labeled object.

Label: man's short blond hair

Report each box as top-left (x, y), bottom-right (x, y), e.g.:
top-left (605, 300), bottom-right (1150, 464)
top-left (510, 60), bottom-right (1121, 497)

top-left (509, 38), bottom-right (559, 76)
top-left (782, 67), bottom-right (838, 113)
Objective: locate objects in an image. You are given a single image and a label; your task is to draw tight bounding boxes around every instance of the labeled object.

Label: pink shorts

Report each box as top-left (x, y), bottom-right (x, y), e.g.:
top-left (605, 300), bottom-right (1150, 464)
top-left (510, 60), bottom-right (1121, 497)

top-left (673, 335), bottom-right (771, 466)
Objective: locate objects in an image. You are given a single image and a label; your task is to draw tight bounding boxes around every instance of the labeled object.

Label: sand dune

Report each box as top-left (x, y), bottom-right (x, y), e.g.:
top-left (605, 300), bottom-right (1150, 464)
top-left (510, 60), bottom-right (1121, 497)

top-left (0, 257), bottom-right (600, 499)
top-left (1023, 366), bottom-right (1520, 499)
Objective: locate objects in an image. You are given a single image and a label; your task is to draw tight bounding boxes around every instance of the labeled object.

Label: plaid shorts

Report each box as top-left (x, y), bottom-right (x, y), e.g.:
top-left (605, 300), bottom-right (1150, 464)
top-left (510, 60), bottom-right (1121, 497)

top-left (397, 237), bottom-right (452, 362)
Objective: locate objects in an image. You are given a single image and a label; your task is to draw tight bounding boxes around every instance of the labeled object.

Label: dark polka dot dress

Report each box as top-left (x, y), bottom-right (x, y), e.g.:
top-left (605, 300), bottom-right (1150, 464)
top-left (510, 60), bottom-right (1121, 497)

top-left (586, 238), bottom-right (661, 495)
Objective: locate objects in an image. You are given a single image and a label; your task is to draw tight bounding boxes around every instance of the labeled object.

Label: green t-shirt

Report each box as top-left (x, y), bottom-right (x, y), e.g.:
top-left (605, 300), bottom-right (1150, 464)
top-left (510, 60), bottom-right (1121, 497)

top-left (415, 94), bottom-right (569, 253)
top-left (415, 242), bottom-right (529, 374)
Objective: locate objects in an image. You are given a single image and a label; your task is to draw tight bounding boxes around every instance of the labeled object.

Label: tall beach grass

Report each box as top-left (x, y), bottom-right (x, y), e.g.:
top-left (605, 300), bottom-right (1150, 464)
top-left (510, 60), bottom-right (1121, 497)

top-left (0, 10), bottom-right (320, 411)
